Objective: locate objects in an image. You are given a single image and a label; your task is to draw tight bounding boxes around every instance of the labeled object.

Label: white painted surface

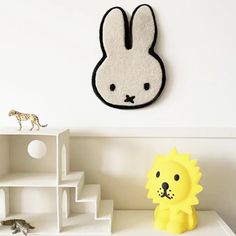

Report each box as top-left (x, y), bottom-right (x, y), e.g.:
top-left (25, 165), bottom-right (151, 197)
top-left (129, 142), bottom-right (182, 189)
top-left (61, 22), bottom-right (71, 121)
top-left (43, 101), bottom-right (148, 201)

top-left (0, 173), bottom-right (57, 187)
top-left (0, 128), bottom-right (67, 136)
top-left (111, 211), bottom-right (235, 236)
top-left (10, 188), bottom-right (57, 214)
top-left (0, 0), bottom-right (236, 127)
top-left (9, 135), bottom-right (57, 172)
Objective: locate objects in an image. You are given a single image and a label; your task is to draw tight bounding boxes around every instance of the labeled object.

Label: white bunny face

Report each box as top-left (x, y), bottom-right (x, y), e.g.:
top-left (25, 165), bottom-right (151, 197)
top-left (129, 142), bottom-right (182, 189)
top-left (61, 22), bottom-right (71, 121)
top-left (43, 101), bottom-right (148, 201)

top-left (92, 4), bottom-right (166, 109)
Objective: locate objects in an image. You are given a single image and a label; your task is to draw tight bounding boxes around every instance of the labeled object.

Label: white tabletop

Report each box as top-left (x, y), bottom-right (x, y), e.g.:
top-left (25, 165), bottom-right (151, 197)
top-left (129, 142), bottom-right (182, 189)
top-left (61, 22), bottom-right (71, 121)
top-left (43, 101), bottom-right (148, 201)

top-left (110, 210), bottom-right (235, 236)
top-left (0, 210), bottom-right (234, 235)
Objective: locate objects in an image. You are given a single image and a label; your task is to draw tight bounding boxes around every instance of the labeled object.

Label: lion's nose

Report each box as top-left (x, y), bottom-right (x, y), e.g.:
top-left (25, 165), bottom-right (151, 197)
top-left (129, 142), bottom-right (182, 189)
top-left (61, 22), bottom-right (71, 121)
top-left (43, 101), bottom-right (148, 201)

top-left (162, 182), bottom-right (169, 190)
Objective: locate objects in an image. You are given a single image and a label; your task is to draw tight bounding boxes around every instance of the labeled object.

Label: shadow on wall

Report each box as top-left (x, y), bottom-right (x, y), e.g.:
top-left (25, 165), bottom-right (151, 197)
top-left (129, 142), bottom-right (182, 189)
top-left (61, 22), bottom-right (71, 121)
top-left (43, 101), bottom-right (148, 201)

top-left (70, 137), bottom-right (152, 210)
top-left (70, 137), bottom-right (236, 233)
top-left (199, 157), bottom-right (236, 233)
top-left (152, 7), bottom-right (173, 105)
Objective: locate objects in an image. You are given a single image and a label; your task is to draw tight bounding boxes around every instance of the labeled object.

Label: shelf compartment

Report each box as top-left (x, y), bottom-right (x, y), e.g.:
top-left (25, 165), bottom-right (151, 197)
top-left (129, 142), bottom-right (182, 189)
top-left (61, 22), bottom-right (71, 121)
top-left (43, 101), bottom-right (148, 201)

top-left (0, 133), bottom-right (59, 176)
top-left (0, 173), bottom-right (57, 187)
top-left (0, 213), bottom-right (57, 235)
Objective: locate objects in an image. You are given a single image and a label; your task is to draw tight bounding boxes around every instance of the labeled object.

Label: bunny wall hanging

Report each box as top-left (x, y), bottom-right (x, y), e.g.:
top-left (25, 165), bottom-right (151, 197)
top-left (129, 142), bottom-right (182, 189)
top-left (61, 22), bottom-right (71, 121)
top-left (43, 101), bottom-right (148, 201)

top-left (92, 4), bottom-right (166, 109)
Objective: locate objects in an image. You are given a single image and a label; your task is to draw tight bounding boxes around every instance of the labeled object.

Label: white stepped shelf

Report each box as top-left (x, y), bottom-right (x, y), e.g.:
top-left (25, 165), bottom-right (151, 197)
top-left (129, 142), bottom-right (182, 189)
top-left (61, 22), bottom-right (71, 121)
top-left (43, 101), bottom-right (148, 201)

top-left (0, 172), bottom-right (57, 187)
top-left (0, 128), bottom-right (67, 136)
top-left (0, 171), bottom-right (84, 187)
top-left (98, 200), bottom-right (113, 220)
top-left (62, 213), bottom-right (112, 235)
top-left (60, 172), bottom-right (84, 187)
top-left (76, 184), bottom-right (101, 202)
top-left (74, 184), bottom-right (112, 227)
top-left (0, 128), bottom-right (113, 235)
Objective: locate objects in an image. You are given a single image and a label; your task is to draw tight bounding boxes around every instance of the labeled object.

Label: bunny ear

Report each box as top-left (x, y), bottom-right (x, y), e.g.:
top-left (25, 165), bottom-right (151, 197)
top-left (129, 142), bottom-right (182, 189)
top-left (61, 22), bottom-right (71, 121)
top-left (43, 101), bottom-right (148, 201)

top-left (101, 7), bottom-right (128, 55)
top-left (131, 5), bottom-right (157, 51)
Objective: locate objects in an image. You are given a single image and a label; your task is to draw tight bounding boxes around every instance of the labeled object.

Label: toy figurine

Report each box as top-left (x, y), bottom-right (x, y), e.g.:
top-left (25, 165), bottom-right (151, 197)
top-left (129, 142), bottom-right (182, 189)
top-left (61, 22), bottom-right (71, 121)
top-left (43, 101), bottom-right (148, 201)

top-left (0, 219), bottom-right (35, 235)
top-left (146, 148), bottom-right (203, 234)
top-left (8, 110), bottom-right (48, 131)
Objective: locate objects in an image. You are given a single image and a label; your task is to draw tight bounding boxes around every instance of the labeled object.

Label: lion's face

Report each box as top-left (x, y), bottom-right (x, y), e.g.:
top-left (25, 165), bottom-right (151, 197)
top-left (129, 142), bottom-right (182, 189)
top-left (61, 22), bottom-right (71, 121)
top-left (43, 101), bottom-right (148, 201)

top-left (153, 161), bottom-right (191, 205)
top-left (146, 148), bottom-right (203, 214)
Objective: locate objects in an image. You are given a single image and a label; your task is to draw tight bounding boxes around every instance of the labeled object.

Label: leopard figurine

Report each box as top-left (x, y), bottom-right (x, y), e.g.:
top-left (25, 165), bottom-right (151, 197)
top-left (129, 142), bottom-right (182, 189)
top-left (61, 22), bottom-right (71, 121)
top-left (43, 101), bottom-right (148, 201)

top-left (9, 110), bottom-right (48, 131)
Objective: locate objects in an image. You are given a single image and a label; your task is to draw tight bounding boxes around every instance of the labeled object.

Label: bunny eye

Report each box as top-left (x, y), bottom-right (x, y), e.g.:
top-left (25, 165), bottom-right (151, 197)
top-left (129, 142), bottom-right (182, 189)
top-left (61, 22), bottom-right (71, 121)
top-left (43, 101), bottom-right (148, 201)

top-left (144, 83), bottom-right (150, 91)
top-left (110, 84), bottom-right (116, 91)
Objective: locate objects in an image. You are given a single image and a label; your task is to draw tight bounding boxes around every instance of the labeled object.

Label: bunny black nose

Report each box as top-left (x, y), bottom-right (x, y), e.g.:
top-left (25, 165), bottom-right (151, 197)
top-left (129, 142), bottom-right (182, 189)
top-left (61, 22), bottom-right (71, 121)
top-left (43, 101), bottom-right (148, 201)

top-left (162, 182), bottom-right (169, 190)
top-left (124, 95), bottom-right (135, 104)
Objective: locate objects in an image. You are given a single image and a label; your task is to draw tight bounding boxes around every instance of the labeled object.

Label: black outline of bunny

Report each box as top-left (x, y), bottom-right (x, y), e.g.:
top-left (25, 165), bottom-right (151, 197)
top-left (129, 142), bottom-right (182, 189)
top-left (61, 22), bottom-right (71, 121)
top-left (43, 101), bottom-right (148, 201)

top-left (92, 4), bottom-right (166, 109)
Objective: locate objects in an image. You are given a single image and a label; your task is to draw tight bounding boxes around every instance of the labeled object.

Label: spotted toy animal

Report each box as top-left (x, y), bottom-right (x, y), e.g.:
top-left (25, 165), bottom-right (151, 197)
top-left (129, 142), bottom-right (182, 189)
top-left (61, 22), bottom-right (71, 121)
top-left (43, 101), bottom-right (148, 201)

top-left (0, 219), bottom-right (35, 235)
top-left (9, 110), bottom-right (48, 131)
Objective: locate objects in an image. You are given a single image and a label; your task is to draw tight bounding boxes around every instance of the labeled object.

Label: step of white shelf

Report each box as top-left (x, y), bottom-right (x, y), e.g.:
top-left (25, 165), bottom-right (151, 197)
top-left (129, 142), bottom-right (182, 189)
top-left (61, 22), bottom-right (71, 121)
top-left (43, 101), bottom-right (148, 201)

top-left (0, 128), bottom-right (67, 136)
top-left (61, 213), bottom-right (111, 235)
top-left (97, 200), bottom-right (113, 220)
top-left (0, 173), bottom-right (56, 187)
top-left (76, 184), bottom-right (101, 203)
top-left (60, 172), bottom-right (84, 187)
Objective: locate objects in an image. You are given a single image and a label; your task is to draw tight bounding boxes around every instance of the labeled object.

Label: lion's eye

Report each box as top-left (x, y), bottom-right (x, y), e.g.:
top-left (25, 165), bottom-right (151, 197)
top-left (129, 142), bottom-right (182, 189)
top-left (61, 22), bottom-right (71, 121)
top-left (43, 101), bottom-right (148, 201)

top-left (174, 174), bottom-right (180, 181)
top-left (156, 171), bottom-right (160, 178)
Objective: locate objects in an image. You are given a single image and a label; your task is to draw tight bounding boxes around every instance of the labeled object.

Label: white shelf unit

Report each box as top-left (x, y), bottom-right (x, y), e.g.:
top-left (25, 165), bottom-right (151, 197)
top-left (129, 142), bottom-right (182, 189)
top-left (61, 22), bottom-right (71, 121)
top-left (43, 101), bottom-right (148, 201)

top-left (0, 129), bottom-right (113, 235)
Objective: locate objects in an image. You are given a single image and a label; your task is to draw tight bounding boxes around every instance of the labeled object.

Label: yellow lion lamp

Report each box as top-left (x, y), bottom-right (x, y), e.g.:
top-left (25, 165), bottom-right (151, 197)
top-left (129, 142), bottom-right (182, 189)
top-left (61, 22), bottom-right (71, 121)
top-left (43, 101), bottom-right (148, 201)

top-left (146, 148), bottom-right (203, 234)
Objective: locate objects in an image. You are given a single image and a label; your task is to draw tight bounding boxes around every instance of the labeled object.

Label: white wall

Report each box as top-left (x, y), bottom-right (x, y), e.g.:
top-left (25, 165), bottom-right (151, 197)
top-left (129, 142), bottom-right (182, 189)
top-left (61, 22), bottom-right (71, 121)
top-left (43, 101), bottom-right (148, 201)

top-left (0, 0), bottom-right (236, 128)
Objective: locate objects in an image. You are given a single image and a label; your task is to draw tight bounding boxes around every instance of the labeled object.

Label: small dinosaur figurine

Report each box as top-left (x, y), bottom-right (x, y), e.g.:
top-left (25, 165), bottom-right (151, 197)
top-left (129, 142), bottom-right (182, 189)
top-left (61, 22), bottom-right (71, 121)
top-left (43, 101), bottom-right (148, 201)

top-left (0, 219), bottom-right (35, 235)
top-left (8, 110), bottom-right (48, 131)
